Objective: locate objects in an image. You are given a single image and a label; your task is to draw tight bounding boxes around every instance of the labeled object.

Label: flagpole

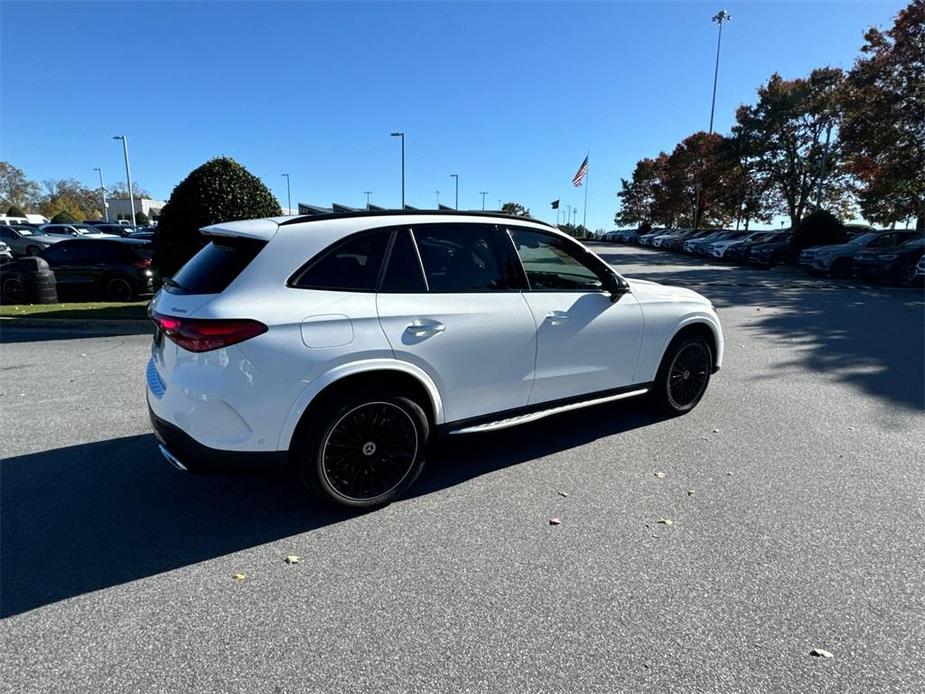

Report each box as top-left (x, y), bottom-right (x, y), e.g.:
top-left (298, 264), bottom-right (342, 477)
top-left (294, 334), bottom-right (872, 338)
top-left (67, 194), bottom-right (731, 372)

top-left (582, 150), bottom-right (589, 232)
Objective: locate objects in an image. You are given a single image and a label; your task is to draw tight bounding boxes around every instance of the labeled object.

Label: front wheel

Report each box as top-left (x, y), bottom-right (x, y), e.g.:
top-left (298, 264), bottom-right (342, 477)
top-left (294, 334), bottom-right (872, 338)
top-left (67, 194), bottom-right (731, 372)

top-left (650, 335), bottom-right (713, 416)
top-left (106, 276), bottom-right (135, 301)
top-left (296, 392), bottom-right (429, 508)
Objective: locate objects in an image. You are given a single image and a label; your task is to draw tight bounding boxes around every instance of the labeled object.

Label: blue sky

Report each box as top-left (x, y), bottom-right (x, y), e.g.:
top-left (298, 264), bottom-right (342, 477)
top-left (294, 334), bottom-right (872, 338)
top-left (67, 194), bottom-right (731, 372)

top-left (1, 1), bottom-right (909, 229)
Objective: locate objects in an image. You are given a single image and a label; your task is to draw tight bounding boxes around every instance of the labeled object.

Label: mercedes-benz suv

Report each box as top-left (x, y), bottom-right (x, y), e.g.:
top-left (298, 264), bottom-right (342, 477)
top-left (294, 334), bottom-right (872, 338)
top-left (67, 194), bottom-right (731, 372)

top-left (147, 212), bottom-right (724, 508)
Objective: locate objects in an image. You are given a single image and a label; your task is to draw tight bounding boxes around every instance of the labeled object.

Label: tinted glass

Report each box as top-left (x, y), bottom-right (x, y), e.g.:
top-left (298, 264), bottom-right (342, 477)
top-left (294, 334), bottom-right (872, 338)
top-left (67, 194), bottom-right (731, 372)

top-left (293, 231), bottom-right (389, 291)
top-left (42, 242), bottom-right (77, 263)
top-left (168, 237), bottom-right (267, 295)
top-left (509, 228), bottom-right (604, 292)
top-left (381, 229), bottom-right (426, 292)
top-left (413, 224), bottom-right (507, 292)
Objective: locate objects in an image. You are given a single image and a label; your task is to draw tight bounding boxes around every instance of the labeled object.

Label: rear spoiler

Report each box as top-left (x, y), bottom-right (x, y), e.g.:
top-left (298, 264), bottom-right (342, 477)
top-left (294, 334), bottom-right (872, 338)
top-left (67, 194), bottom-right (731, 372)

top-left (200, 218), bottom-right (280, 242)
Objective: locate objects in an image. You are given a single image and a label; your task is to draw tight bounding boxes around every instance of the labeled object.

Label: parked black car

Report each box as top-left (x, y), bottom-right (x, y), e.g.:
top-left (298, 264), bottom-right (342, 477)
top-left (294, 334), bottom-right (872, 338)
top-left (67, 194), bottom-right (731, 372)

top-left (4, 238), bottom-right (154, 301)
top-left (851, 236), bottom-right (925, 285)
top-left (744, 234), bottom-right (793, 266)
top-left (88, 223), bottom-right (137, 237)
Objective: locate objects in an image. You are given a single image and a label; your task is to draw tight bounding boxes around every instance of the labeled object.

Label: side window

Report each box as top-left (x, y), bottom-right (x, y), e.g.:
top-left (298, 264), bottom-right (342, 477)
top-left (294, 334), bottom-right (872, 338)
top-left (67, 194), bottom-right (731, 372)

top-left (42, 243), bottom-right (73, 263)
top-left (412, 224), bottom-right (509, 292)
top-left (380, 228), bottom-right (426, 293)
top-left (508, 228), bottom-right (606, 292)
top-left (869, 234), bottom-right (894, 248)
top-left (291, 230), bottom-right (390, 291)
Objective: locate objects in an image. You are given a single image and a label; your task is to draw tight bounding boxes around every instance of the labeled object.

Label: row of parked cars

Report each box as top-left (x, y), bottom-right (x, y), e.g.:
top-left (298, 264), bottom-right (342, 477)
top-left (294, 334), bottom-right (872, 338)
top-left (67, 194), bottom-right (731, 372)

top-left (0, 222), bottom-right (157, 302)
top-left (0, 221), bottom-right (155, 262)
top-left (602, 227), bottom-right (925, 286)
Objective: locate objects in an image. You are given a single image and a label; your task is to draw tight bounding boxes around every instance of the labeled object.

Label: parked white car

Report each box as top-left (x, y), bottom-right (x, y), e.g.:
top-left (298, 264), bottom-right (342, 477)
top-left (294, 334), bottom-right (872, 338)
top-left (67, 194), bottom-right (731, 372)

top-left (706, 231), bottom-right (771, 258)
top-left (147, 212), bottom-right (724, 507)
top-left (37, 223), bottom-right (120, 240)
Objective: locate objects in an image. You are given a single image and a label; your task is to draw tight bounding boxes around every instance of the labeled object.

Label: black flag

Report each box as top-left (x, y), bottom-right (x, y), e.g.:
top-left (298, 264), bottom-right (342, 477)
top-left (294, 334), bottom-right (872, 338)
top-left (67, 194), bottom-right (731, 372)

top-left (551, 199), bottom-right (560, 209)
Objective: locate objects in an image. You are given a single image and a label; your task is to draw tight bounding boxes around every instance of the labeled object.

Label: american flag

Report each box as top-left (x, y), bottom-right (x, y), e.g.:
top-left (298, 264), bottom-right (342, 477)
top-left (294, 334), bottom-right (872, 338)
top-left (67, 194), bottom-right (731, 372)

top-left (572, 156), bottom-right (589, 187)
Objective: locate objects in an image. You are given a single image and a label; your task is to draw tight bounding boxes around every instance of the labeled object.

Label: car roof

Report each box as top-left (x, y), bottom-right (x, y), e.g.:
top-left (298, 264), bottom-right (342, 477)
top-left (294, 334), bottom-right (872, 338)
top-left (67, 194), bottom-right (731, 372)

top-left (202, 210), bottom-right (557, 242)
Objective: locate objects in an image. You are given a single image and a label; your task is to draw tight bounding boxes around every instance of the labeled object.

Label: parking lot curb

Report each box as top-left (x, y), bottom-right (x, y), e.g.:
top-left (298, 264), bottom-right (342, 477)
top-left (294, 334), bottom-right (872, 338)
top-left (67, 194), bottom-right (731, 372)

top-left (0, 317), bottom-right (151, 331)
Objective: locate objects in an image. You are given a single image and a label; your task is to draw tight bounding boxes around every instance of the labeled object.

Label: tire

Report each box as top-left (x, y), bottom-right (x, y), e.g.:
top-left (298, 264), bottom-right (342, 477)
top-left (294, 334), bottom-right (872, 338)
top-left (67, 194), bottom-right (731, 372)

top-left (294, 390), bottom-right (429, 508)
top-left (830, 257), bottom-right (851, 278)
top-left (650, 334), bottom-right (713, 416)
top-left (106, 276), bottom-right (135, 301)
top-left (1, 276), bottom-right (24, 303)
top-left (25, 246), bottom-right (40, 256)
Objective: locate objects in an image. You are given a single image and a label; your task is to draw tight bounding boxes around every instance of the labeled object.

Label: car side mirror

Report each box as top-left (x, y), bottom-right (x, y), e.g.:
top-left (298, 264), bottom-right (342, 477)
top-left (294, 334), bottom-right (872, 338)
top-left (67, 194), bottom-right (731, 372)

top-left (603, 272), bottom-right (630, 302)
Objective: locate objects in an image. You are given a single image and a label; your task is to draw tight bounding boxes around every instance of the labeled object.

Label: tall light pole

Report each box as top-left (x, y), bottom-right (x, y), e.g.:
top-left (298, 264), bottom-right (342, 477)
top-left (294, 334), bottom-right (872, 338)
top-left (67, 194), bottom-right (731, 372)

top-left (435, 190), bottom-right (440, 207)
top-left (450, 174), bottom-right (459, 209)
top-left (390, 132), bottom-right (405, 208)
top-left (280, 173), bottom-right (291, 214)
top-left (565, 204), bottom-right (572, 225)
top-left (112, 135), bottom-right (136, 226)
top-left (708, 10), bottom-right (732, 135)
top-left (92, 167), bottom-right (108, 222)
top-left (479, 192), bottom-right (488, 210)
top-left (364, 191), bottom-right (372, 209)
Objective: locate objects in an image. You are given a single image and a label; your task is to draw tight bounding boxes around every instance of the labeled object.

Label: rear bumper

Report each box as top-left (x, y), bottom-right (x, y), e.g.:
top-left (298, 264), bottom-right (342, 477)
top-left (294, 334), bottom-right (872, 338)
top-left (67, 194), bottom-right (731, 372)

top-left (148, 403), bottom-right (286, 476)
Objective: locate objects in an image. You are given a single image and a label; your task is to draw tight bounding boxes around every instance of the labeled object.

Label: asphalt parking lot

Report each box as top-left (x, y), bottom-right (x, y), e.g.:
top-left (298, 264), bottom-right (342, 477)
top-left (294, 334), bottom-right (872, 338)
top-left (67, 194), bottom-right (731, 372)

top-left (2, 245), bottom-right (923, 693)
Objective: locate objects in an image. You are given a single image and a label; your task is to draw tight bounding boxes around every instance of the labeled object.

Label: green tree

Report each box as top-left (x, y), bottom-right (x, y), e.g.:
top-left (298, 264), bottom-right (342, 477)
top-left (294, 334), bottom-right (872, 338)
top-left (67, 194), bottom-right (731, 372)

top-left (0, 162), bottom-right (40, 211)
top-left (501, 202), bottom-right (531, 217)
top-left (153, 157), bottom-right (282, 276)
top-left (841, 0), bottom-right (924, 230)
top-left (735, 68), bottom-right (853, 226)
top-left (616, 157), bottom-right (661, 226)
top-left (789, 209), bottom-right (848, 256)
top-left (51, 210), bottom-right (77, 223)
top-left (135, 211), bottom-right (149, 225)
top-left (6, 204), bottom-right (26, 218)
top-left (38, 179), bottom-right (100, 221)
top-left (109, 181), bottom-right (152, 200)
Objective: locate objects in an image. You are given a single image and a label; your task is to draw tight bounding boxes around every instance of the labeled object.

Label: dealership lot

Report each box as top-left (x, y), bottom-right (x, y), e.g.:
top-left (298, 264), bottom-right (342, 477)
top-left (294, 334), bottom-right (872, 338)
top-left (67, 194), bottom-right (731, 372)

top-left (1, 245), bottom-right (923, 693)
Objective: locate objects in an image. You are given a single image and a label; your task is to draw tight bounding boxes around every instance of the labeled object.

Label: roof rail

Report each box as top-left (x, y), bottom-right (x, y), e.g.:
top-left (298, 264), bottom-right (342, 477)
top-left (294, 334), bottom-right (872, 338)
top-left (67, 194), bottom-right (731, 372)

top-left (279, 209), bottom-right (555, 228)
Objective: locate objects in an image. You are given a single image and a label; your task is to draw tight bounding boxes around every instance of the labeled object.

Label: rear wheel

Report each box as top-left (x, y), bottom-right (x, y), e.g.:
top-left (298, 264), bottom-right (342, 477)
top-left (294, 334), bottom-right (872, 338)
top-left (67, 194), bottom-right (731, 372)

top-left (25, 245), bottom-right (41, 256)
top-left (295, 390), bottom-right (429, 508)
top-left (106, 276), bottom-right (135, 301)
top-left (830, 257), bottom-right (852, 278)
top-left (1, 276), bottom-right (23, 303)
top-left (650, 335), bottom-right (713, 416)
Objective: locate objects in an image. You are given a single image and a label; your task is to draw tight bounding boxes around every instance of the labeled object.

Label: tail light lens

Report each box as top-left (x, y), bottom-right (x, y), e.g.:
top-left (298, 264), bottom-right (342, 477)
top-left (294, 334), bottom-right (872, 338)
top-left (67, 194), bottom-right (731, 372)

top-left (134, 258), bottom-right (152, 269)
top-left (151, 312), bottom-right (267, 353)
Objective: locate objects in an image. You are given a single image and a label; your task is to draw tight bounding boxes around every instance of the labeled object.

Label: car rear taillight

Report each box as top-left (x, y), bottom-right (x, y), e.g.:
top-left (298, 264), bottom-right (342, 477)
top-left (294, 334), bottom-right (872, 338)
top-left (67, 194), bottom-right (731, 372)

top-left (151, 312), bottom-right (267, 353)
top-left (134, 258), bottom-right (152, 268)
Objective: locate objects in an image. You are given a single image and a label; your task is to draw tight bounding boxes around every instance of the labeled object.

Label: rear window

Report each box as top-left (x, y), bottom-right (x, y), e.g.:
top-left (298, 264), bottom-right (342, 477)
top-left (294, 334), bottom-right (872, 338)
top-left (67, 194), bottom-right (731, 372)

top-left (166, 237), bottom-right (266, 295)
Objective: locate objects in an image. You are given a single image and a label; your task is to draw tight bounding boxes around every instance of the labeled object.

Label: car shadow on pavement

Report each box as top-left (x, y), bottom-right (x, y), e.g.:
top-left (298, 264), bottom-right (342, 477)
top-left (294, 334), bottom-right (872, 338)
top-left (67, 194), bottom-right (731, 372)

top-left (0, 402), bottom-right (664, 619)
top-left (0, 324), bottom-right (152, 344)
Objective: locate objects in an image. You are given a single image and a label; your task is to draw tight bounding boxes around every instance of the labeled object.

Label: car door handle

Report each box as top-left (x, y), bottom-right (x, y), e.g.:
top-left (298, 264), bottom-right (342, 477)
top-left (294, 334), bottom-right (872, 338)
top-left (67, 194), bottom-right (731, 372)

top-left (546, 311), bottom-right (571, 325)
top-left (405, 319), bottom-right (445, 336)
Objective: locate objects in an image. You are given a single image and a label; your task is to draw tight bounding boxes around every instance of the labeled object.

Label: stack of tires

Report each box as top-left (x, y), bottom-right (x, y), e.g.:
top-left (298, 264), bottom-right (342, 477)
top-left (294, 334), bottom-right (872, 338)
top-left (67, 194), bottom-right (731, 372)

top-left (0, 257), bottom-right (58, 305)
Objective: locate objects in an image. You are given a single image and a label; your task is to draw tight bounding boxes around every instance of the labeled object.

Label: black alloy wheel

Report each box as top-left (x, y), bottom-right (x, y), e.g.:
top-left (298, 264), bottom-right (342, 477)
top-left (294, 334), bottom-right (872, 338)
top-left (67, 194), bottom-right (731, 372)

top-left (1, 276), bottom-right (23, 303)
top-left (651, 335), bottom-right (713, 415)
top-left (299, 392), bottom-right (429, 508)
top-left (106, 277), bottom-right (135, 301)
top-left (666, 342), bottom-right (711, 410)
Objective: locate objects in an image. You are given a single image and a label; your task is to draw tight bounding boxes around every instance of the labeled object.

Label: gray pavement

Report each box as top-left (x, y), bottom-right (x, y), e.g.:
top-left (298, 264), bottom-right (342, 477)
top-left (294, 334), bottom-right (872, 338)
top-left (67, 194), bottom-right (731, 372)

top-left (2, 245), bottom-right (923, 693)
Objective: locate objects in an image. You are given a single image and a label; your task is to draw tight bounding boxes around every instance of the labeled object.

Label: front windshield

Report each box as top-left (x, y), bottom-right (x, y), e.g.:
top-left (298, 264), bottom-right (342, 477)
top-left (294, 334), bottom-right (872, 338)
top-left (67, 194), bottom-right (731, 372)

top-left (901, 236), bottom-right (924, 248)
top-left (849, 232), bottom-right (878, 246)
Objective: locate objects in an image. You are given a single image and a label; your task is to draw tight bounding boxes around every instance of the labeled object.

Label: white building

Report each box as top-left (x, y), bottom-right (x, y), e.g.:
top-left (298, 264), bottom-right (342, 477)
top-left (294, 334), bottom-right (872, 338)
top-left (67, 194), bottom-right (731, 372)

top-left (106, 197), bottom-right (166, 222)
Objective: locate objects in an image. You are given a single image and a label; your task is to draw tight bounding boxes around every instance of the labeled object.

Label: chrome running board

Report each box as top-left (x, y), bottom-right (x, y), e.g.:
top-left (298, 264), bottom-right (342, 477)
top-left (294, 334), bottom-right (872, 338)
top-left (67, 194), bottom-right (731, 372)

top-left (158, 444), bottom-right (189, 472)
top-left (448, 388), bottom-right (649, 435)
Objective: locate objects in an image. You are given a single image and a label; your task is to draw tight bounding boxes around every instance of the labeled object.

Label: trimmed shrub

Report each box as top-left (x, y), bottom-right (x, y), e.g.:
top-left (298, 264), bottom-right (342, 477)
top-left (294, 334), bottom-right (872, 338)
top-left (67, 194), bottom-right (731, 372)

top-left (789, 209), bottom-right (847, 258)
top-left (135, 211), bottom-right (149, 225)
top-left (6, 205), bottom-right (26, 218)
top-left (50, 210), bottom-right (77, 223)
top-left (153, 157), bottom-right (282, 276)
top-left (638, 221), bottom-right (652, 235)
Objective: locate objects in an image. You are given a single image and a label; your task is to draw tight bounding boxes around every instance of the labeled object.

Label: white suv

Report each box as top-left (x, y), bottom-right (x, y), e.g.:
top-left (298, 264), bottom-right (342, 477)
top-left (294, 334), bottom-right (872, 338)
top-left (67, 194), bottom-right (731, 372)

top-left (147, 212), bottom-right (723, 507)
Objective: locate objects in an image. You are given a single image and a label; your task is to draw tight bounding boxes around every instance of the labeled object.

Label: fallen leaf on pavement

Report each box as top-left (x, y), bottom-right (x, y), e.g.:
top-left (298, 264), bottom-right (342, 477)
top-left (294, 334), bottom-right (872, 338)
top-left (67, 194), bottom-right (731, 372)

top-left (657, 518), bottom-right (673, 526)
top-left (549, 517), bottom-right (561, 526)
top-left (810, 648), bottom-right (833, 658)
top-left (557, 491), bottom-right (569, 498)
top-left (687, 489), bottom-right (695, 496)
top-left (285, 555), bottom-right (301, 565)
top-left (232, 573), bottom-right (246, 582)
top-left (654, 472), bottom-right (666, 478)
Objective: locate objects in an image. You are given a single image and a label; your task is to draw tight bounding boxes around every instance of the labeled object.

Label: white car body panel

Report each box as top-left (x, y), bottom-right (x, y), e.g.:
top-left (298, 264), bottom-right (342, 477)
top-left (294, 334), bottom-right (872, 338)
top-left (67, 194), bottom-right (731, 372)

top-left (147, 214), bottom-right (724, 455)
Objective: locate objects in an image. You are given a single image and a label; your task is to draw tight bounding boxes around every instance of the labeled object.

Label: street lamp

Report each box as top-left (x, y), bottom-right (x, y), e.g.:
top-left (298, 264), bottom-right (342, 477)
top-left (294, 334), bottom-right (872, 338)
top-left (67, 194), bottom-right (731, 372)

top-left (708, 10), bottom-right (732, 134)
top-left (450, 174), bottom-right (459, 209)
top-left (565, 204), bottom-right (572, 225)
top-left (92, 167), bottom-right (108, 222)
top-left (364, 191), bottom-right (372, 209)
top-left (479, 192), bottom-right (488, 210)
top-left (390, 132), bottom-right (405, 208)
top-left (280, 173), bottom-right (291, 214)
top-left (112, 135), bottom-right (136, 226)
top-left (435, 190), bottom-right (440, 207)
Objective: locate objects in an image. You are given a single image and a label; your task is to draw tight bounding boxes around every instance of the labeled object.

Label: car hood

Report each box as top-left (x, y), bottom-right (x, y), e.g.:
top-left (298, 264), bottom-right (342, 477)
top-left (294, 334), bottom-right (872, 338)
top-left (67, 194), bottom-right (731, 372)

top-left (804, 243), bottom-right (853, 255)
top-left (626, 278), bottom-right (711, 306)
